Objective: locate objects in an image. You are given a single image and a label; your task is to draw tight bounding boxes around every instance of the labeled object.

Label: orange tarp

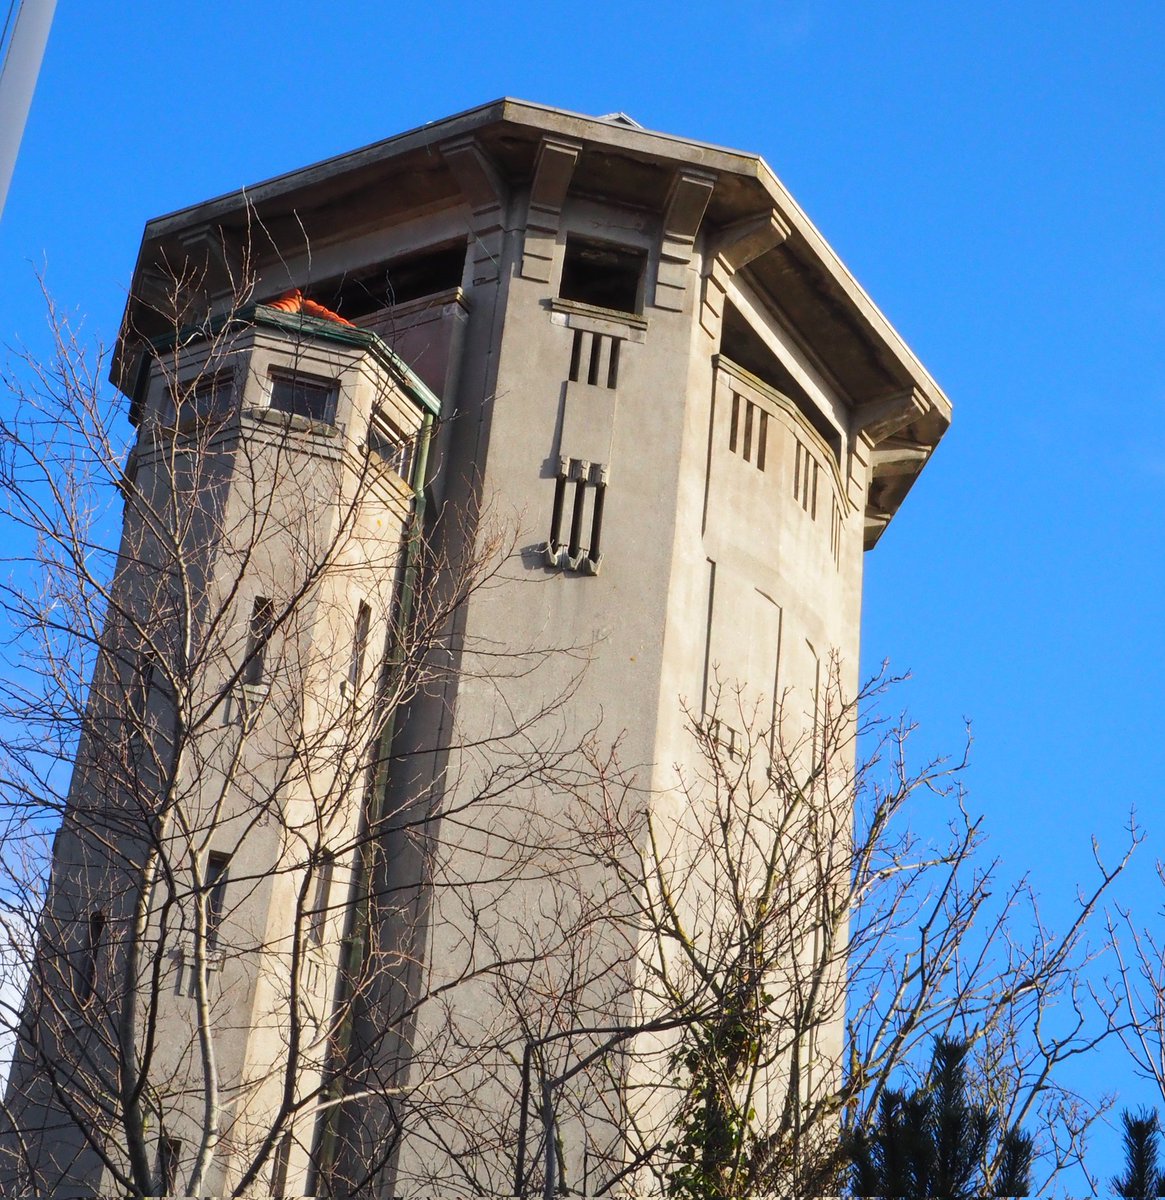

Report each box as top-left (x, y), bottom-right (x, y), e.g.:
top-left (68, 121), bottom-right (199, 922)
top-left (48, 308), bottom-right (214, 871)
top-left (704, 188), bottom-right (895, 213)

top-left (268, 288), bottom-right (354, 327)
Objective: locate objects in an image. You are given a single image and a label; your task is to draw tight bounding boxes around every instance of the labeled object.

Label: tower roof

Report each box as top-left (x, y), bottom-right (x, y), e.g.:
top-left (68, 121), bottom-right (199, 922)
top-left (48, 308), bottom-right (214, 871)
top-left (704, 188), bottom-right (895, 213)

top-left (114, 98), bottom-right (950, 538)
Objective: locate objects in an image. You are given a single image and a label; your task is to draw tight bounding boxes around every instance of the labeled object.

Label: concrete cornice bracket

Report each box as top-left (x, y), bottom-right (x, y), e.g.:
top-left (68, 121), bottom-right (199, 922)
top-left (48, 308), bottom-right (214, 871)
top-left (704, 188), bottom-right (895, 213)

top-left (439, 135), bottom-right (507, 218)
top-left (864, 509), bottom-right (894, 549)
top-left (663, 170), bottom-right (716, 244)
top-left (132, 264), bottom-right (176, 312)
top-left (522, 137), bottom-right (582, 283)
top-left (175, 222), bottom-right (246, 292)
top-left (853, 387), bottom-right (929, 446)
top-left (654, 170), bottom-right (716, 313)
top-left (711, 209), bottom-right (791, 273)
top-left (699, 209), bottom-right (790, 336)
top-left (440, 135), bottom-right (508, 287)
top-left (529, 137), bottom-right (581, 215)
top-left (869, 440), bottom-right (931, 478)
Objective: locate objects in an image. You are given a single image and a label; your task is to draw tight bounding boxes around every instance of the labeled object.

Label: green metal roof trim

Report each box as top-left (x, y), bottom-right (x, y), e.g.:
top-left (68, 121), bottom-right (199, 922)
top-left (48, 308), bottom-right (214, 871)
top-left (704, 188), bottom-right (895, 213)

top-left (247, 305), bottom-right (442, 417)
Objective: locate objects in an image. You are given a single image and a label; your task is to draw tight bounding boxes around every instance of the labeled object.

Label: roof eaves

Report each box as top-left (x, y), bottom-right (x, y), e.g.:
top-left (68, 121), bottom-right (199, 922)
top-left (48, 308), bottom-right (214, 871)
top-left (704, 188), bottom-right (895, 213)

top-left (140, 305), bottom-right (442, 419)
top-left (247, 306), bottom-right (442, 417)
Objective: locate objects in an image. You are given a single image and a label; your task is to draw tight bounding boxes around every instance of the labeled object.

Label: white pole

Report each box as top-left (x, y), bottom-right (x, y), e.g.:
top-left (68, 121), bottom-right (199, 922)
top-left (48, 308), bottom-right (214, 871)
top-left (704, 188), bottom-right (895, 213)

top-left (0, 0), bottom-right (58, 220)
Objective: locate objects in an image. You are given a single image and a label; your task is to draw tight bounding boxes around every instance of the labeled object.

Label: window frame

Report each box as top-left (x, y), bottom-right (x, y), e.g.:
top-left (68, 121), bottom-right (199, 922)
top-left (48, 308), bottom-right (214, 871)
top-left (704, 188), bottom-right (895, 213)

top-left (367, 409), bottom-right (416, 482)
top-left (558, 235), bottom-right (648, 316)
top-left (244, 597), bottom-right (275, 687)
top-left (204, 852), bottom-right (231, 951)
top-left (267, 369), bottom-right (339, 426)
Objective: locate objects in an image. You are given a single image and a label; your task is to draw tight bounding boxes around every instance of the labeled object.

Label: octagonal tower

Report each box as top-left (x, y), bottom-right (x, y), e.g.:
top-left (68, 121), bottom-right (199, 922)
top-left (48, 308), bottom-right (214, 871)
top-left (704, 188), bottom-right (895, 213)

top-left (9, 100), bottom-right (949, 1197)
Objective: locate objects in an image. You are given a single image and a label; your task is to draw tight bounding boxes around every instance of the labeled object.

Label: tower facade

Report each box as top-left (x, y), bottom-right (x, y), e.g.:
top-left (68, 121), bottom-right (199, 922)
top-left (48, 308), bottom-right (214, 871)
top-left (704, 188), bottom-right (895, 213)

top-left (3, 101), bottom-right (949, 1197)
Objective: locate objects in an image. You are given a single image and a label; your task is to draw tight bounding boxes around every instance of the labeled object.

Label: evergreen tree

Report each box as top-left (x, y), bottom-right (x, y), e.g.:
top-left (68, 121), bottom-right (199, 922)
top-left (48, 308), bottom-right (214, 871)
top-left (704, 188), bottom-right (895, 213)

top-left (1112, 1109), bottom-right (1165, 1199)
top-left (849, 1037), bottom-right (1032, 1198)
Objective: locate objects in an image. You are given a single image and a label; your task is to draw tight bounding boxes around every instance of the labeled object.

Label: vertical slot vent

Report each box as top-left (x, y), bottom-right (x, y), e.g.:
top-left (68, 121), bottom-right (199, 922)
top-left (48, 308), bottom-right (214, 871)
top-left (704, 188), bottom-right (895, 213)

top-left (567, 330), bottom-right (622, 389)
top-left (607, 339), bottom-right (621, 389)
top-left (549, 475), bottom-right (568, 552)
top-left (544, 461), bottom-right (608, 573)
top-left (793, 438), bottom-right (820, 518)
top-left (567, 478), bottom-right (588, 559)
top-left (728, 394), bottom-right (767, 471)
top-left (589, 483), bottom-right (607, 561)
top-left (569, 329), bottom-right (585, 382)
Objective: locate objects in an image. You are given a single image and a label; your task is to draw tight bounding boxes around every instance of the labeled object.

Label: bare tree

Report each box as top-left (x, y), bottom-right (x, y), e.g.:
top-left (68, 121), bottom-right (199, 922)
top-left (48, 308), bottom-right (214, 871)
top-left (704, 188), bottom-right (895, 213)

top-left (0, 269), bottom-right (1133, 1200)
top-left (0, 266), bottom-right (599, 1197)
top-left (496, 665), bottom-right (1135, 1200)
top-left (1100, 867), bottom-right (1165, 1151)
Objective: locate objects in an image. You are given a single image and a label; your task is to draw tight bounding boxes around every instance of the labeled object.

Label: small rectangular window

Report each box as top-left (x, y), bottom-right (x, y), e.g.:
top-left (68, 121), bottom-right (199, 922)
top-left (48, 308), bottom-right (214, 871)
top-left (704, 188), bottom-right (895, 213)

top-left (159, 1136), bottom-right (182, 1195)
top-left (271, 1130), bottom-right (293, 1197)
top-left (80, 910), bottom-right (105, 1006)
top-left (559, 236), bottom-right (646, 314)
top-left (130, 648), bottom-right (155, 726)
top-left (308, 853), bottom-right (334, 945)
top-left (349, 603), bottom-right (372, 695)
top-left (269, 372), bottom-right (337, 424)
top-left (205, 852), bottom-right (230, 951)
top-left (367, 411), bottom-right (415, 481)
top-left (188, 373), bottom-right (235, 417)
top-left (244, 597), bottom-right (274, 686)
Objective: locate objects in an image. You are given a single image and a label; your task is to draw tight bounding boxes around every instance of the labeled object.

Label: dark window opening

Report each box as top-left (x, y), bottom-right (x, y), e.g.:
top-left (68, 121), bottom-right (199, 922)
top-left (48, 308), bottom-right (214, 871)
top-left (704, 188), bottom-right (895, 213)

top-left (205, 852), bottom-right (230, 951)
top-left (269, 372), bottom-right (337, 425)
top-left (367, 411), bottom-right (415, 481)
top-left (183, 373), bottom-right (236, 421)
top-left (312, 242), bottom-right (466, 319)
top-left (131, 648), bottom-right (156, 724)
top-left (720, 302), bottom-right (841, 461)
top-left (80, 910), bottom-right (105, 1006)
top-left (559, 237), bottom-right (646, 314)
top-left (271, 1131), bottom-right (293, 1198)
top-left (349, 603), bottom-right (372, 696)
top-left (309, 852), bottom-right (334, 945)
top-left (244, 597), bottom-right (275, 686)
top-left (159, 1137), bottom-right (181, 1195)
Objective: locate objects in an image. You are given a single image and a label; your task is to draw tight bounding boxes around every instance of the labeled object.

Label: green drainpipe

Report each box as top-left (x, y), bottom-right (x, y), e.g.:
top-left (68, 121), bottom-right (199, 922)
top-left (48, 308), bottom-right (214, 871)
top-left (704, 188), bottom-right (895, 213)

top-left (310, 411), bottom-right (433, 1194)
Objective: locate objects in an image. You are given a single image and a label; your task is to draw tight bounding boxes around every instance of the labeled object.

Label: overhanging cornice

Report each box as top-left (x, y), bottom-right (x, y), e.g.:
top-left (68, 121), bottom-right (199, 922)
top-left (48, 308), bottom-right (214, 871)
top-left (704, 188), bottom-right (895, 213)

top-left (114, 98), bottom-right (951, 539)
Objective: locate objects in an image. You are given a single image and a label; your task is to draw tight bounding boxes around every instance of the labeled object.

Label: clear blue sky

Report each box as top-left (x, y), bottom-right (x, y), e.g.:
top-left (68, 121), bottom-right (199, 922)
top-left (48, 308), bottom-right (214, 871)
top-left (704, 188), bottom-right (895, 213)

top-left (2, 1), bottom-right (1163, 1190)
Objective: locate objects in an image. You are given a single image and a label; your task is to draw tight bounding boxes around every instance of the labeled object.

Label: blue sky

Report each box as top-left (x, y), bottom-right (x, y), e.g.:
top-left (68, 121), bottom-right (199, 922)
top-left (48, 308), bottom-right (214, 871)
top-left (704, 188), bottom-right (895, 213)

top-left (2, 1), bottom-right (1163, 1189)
